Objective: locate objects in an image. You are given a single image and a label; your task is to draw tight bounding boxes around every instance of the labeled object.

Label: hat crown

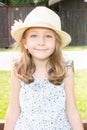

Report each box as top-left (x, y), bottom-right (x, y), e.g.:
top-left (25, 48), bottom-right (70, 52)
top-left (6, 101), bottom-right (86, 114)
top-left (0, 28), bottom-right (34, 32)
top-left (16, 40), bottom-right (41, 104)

top-left (24, 6), bottom-right (61, 31)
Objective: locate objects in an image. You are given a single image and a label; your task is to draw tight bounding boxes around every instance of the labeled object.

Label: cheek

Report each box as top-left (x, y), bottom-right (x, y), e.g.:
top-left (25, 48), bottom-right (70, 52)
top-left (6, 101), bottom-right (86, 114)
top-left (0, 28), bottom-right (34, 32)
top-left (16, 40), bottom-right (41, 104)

top-left (49, 41), bottom-right (56, 51)
top-left (25, 44), bottom-right (33, 51)
top-left (50, 46), bottom-right (56, 53)
top-left (24, 39), bottom-right (33, 49)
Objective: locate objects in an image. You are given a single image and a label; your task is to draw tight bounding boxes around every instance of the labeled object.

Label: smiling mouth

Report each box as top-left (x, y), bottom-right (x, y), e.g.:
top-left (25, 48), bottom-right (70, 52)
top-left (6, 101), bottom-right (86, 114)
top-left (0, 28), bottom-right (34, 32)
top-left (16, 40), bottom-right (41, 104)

top-left (35, 49), bottom-right (48, 51)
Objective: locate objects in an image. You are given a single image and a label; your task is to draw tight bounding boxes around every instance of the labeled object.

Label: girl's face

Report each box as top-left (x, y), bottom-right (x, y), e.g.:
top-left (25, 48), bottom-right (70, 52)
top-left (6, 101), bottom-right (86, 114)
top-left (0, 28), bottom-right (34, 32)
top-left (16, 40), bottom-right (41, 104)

top-left (24, 27), bottom-right (56, 61)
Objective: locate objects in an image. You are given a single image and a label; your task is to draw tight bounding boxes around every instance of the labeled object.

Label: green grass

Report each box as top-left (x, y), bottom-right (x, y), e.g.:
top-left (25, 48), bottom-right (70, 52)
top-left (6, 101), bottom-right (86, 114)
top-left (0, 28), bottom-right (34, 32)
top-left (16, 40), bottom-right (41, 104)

top-left (0, 69), bottom-right (87, 120)
top-left (63, 46), bottom-right (87, 51)
top-left (74, 69), bottom-right (87, 120)
top-left (0, 48), bottom-right (13, 52)
top-left (0, 71), bottom-right (11, 119)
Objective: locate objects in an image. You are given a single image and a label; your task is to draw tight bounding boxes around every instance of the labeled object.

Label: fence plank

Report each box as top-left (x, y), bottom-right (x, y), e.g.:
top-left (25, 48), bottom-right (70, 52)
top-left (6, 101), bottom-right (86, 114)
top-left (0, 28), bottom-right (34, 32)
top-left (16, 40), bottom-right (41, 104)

top-left (0, 7), bottom-right (9, 48)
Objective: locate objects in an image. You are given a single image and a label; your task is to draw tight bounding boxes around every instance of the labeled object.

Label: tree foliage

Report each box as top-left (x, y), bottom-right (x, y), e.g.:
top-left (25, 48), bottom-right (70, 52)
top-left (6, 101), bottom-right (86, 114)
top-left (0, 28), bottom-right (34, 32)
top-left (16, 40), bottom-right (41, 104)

top-left (0, 0), bottom-right (48, 6)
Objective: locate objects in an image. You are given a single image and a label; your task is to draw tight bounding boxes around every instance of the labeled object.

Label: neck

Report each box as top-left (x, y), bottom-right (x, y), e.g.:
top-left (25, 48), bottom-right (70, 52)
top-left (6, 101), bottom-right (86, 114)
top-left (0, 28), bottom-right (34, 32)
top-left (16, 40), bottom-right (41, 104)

top-left (33, 59), bottom-right (48, 79)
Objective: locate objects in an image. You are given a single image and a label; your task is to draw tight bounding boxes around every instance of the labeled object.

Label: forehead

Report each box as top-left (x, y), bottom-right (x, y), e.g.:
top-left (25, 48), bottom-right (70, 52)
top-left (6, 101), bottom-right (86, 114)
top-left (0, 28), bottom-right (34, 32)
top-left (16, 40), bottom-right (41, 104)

top-left (26, 27), bottom-right (55, 34)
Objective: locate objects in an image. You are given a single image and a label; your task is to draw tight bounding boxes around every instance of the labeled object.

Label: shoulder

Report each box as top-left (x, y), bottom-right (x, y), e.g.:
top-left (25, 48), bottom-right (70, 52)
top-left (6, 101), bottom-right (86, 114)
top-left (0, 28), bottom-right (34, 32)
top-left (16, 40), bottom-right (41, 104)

top-left (63, 62), bottom-right (75, 100)
top-left (11, 66), bottom-right (21, 88)
top-left (65, 60), bottom-right (74, 72)
top-left (64, 60), bottom-right (74, 89)
top-left (64, 59), bottom-right (74, 83)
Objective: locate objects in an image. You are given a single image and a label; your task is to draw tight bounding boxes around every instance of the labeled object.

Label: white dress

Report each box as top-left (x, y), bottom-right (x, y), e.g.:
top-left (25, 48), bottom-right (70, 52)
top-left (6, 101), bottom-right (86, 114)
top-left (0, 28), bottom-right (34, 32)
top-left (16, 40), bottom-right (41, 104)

top-left (14, 76), bottom-right (72, 130)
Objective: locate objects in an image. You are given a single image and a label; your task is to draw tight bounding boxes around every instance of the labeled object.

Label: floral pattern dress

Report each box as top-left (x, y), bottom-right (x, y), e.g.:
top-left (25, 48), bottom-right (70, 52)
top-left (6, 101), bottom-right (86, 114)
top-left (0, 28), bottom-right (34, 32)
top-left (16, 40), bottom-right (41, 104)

top-left (14, 76), bottom-right (72, 130)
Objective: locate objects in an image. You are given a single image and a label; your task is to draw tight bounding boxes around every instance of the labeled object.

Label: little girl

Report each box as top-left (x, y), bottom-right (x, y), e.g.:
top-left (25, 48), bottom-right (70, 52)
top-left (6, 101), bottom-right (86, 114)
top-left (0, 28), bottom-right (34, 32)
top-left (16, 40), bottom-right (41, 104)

top-left (4, 6), bottom-right (84, 130)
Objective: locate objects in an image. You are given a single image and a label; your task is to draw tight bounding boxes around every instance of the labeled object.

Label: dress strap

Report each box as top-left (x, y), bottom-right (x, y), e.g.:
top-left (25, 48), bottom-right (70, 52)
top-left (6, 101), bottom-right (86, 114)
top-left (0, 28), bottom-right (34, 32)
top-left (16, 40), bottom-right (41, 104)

top-left (65, 60), bottom-right (74, 72)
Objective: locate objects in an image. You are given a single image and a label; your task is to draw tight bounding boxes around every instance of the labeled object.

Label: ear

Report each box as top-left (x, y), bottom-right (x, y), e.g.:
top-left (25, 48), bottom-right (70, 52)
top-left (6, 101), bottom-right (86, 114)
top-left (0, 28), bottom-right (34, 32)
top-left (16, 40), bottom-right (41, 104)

top-left (21, 39), bottom-right (28, 49)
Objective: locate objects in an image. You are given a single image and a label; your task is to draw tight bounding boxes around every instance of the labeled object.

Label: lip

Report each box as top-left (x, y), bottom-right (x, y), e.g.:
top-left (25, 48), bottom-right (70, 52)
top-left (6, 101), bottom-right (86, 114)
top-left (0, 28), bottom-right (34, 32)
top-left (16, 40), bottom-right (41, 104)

top-left (35, 48), bottom-right (48, 51)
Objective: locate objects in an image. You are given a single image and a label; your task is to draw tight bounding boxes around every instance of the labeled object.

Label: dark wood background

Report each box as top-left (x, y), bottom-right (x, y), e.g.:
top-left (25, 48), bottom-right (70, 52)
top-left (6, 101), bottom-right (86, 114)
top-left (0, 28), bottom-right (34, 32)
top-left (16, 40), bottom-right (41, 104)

top-left (1, 0), bottom-right (87, 47)
top-left (0, 6), bottom-right (9, 48)
top-left (52, 0), bottom-right (87, 46)
top-left (0, 5), bottom-right (35, 48)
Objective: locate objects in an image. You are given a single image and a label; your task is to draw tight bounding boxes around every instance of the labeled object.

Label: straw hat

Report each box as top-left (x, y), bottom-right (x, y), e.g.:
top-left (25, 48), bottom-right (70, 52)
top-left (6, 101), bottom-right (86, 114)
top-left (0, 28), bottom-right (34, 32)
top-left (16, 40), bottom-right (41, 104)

top-left (11, 6), bottom-right (71, 47)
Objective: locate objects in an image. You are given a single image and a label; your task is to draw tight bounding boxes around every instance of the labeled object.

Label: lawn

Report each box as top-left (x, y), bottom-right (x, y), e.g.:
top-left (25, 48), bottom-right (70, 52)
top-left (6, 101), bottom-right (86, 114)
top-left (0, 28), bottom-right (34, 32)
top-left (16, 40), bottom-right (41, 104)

top-left (64, 45), bottom-right (87, 51)
top-left (0, 69), bottom-right (87, 120)
top-left (0, 48), bottom-right (13, 52)
top-left (0, 71), bottom-right (11, 119)
top-left (74, 69), bottom-right (87, 120)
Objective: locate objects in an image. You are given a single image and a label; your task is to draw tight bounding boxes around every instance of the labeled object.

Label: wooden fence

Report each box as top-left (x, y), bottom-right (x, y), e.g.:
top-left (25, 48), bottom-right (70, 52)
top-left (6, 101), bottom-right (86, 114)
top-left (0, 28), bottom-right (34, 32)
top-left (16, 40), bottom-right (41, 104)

top-left (0, 5), bottom-right (36, 48)
top-left (1, 2), bottom-right (87, 47)
top-left (59, 9), bottom-right (87, 46)
top-left (50, 0), bottom-right (87, 46)
top-left (0, 6), bottom-right (9, 48)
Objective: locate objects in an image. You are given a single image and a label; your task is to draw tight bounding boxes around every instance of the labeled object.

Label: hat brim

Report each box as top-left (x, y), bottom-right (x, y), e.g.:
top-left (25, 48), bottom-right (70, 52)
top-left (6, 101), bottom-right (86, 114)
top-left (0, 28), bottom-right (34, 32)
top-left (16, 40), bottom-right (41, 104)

top-left (11, 25), bottom-right (71, 47)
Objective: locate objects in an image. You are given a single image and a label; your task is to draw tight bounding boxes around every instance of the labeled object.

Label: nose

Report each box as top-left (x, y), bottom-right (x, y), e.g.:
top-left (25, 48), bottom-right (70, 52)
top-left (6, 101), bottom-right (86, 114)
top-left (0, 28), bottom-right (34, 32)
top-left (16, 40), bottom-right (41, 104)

top-left (38, 36), bottom-right (45, 46)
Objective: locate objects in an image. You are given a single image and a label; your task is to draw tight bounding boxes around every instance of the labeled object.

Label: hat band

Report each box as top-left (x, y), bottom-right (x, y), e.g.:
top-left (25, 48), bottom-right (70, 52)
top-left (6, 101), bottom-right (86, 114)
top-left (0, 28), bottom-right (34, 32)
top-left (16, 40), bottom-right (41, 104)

top-left (29, 21), bottom-right (57, 30)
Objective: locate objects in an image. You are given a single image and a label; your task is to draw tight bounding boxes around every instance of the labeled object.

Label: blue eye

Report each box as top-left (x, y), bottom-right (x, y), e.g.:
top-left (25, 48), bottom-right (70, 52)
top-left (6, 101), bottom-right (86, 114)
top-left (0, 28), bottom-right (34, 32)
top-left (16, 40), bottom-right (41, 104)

top-left (46, 35), bottom-right (52, 38)
top-left (30, 35), bottom-right (37, 38)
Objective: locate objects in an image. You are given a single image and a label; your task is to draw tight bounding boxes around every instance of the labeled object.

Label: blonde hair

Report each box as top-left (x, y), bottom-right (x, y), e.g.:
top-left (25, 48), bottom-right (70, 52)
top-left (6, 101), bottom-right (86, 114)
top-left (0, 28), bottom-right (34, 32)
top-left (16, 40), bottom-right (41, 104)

top-left (13, 29), bottom-right (66, 85)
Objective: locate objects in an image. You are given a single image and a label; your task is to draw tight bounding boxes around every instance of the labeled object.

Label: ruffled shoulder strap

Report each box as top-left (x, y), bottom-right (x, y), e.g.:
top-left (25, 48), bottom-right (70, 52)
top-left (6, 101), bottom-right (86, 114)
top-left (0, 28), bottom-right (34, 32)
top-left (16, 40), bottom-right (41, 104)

top-left (65, 60), bottom-right (74, 72)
